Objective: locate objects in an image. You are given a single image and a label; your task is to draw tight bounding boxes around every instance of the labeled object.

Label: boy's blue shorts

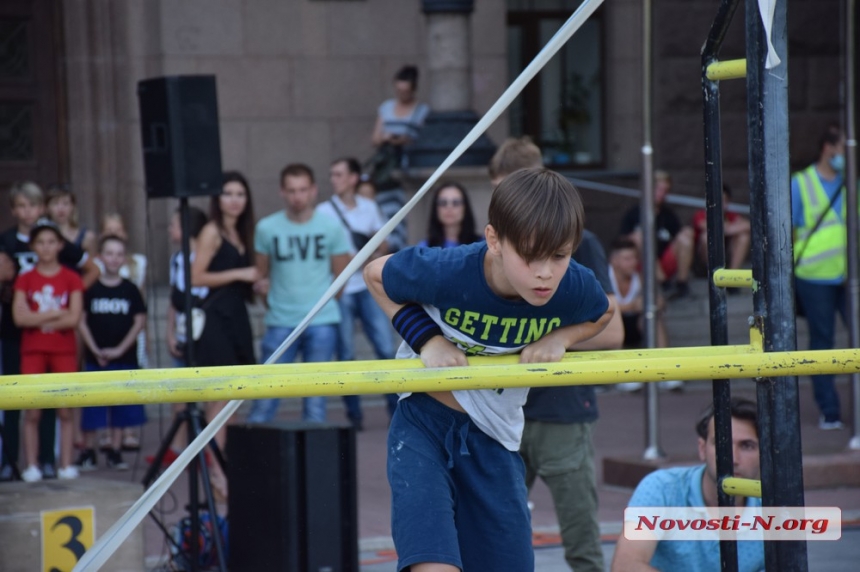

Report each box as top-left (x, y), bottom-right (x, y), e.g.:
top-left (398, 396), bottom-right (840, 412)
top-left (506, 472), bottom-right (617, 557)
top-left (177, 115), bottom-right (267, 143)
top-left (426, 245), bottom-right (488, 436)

top-left (388, 393), bottom-right (533, 572)
top-left (80, 362), bottom-right (147, 431)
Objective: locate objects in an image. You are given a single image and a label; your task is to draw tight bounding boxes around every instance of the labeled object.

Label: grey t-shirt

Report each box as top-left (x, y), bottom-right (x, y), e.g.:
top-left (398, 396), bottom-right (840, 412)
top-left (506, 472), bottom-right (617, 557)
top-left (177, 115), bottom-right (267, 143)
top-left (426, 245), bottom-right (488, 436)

top-left (378, 99), bottom-right (430, 140)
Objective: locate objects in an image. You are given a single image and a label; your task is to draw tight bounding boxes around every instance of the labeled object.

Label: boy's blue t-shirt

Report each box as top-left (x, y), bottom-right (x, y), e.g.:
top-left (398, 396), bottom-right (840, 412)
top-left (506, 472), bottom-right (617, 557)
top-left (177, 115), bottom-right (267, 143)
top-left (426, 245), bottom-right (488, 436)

top-left (382, 241), bottom-right (609, 450)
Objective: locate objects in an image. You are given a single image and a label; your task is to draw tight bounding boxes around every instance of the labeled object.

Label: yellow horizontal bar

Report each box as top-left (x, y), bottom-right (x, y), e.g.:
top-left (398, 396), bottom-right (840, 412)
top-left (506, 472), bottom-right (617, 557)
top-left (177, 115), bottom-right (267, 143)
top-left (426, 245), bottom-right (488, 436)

top-left (713, 269), bottom-right (756, 289)
top-left (2, 345), bottom-right (860, 410)
top-left (722, 477), bottom-right (762, 498)
top-left (706, 59), bottom-right (747, 81)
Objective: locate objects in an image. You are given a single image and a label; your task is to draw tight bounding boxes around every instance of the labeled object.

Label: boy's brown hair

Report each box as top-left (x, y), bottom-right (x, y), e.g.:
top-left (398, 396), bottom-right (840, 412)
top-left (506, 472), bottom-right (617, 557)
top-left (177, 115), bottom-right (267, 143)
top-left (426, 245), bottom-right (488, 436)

top-left (696, 397), bottom-right (759, 439)
top-left (280, 163), bottom-right (315, 187)
top-left (488, 168), bottom-right (584, 262)
top-left (609, 236), bottom-right (638, 255)
top-left (488, 137), bottom-right (544, 181)
top-left (98, 234), bottom-right (127, 254)
top-left (46, 184), bottom-right (81, 227)
top-left (9, 181), bottom-right (44, 208)
top-left (29, 218), bottom-right (64, 243)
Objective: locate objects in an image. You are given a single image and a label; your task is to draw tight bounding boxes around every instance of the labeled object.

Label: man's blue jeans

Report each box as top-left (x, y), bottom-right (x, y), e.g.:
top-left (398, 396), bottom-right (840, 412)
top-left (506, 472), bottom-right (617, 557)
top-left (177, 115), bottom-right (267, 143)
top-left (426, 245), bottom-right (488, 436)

top-left (246, 325), bottom-right (338, 423)
top-left (338, 290), bottom-right (399, 423)
top-left (796, 278), bottom-right (846, 422)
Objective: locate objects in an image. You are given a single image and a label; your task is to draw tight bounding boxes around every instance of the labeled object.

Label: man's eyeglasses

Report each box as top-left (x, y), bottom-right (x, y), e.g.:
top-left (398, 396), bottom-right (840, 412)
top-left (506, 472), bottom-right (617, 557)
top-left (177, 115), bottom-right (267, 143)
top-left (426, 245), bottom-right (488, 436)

top-left (436, 199), bottom-right (463, 208)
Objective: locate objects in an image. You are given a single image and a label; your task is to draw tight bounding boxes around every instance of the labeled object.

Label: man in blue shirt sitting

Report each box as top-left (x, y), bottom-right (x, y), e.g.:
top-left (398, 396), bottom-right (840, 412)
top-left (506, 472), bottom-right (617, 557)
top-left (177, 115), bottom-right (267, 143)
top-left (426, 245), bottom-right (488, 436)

top-left (611, 397), bottom-right (764, 572)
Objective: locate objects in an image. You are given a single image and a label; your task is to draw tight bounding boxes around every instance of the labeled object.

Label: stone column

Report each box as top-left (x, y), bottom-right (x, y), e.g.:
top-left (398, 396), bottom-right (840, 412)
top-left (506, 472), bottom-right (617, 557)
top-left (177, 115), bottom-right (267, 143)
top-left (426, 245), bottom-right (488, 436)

top-left (426, 10), bottom-right (471, 112)
top-left (408, 0), bottom-right (495, 168)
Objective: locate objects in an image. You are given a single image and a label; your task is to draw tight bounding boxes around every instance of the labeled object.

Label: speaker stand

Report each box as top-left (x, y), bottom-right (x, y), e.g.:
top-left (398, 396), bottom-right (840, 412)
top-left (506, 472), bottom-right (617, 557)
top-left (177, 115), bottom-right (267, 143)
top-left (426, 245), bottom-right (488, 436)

top-left (142, 197), bottom-right (227, 572)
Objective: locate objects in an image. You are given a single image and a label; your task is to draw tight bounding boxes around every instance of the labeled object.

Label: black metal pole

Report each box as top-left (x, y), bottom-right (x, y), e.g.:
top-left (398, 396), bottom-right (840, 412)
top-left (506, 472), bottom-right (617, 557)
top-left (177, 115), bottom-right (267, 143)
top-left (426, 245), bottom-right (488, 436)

top-left (180, 198), bottom-right (201, 572)
top-left (701, 3), bottom-right (743, 571)
top-left (843, 0), bottom-right (860, 452)
top-left (745, 1), bottom-right (808, 570)
top-left (702, 0), bottom-right (742, 57)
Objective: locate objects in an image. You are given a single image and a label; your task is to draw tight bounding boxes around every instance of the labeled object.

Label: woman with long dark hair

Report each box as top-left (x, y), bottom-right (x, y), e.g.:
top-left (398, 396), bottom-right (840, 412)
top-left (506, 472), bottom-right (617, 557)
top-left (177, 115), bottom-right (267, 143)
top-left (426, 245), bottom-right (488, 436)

top-left (420, 182), bottom-right (482, 248)
top-left (191, 170), bottom-right (258, 500)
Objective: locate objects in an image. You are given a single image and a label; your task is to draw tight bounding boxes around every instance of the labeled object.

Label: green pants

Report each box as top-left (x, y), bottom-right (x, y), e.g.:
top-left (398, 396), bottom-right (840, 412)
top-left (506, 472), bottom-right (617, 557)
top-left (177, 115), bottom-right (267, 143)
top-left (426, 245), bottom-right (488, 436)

top-left (520, 421), bottom-right (603, 572)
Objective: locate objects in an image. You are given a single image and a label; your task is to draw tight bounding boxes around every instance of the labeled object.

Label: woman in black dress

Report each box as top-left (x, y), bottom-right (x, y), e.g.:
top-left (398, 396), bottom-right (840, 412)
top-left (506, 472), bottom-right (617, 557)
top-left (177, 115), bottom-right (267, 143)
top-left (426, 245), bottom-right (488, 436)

top-left (191, 171), bottom-right (258, 500)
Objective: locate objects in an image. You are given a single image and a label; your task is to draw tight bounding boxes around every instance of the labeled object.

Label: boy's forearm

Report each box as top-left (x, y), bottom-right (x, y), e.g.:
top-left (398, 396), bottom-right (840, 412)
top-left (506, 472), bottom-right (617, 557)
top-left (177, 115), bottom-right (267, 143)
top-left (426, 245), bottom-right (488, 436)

top-left (363, 255), bottom-right (403, 318)
top-left (112, 315), bottom-right (146, 356)
top-left (571, 297), bottom-right (623, 351)
top-left (551, 304), bottom-right (615, 350)
top-left (13, 300), bottom-right (62, 327)
top-left (78, 321), bottom-right (101, 355)
top-left (15, 311), bottom-right (55, 328)
top-left (48, 311), bottom-right (81, 330)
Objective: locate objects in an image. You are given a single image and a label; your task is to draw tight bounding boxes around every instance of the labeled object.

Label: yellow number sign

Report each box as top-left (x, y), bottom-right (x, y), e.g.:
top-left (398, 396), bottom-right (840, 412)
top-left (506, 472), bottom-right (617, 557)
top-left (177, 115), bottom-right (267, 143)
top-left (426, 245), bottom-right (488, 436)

top-left (41, 506), bottom-right (95, 572)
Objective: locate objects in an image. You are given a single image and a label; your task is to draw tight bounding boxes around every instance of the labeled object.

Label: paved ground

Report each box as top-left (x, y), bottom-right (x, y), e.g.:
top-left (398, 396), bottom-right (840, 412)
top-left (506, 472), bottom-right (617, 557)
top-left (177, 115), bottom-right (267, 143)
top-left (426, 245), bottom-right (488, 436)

top-left (88, 378), bottom-right (860, 571)
top-left (359, 526), bottom-right (860, 571)
top-left (18, 280), bottom-right (860, 570)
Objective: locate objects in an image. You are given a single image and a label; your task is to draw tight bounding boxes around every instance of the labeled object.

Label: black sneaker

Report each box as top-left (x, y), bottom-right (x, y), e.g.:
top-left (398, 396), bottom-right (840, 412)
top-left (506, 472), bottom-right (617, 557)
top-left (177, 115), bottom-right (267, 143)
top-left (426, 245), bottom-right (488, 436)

top-left (348, 417), bottom-right (364, 432)
top-left (75, 449), bottom-right (98, 472)
top-left (0, 464), bottom-right (17, 482)
top-left (106, 449), bottom-right (128, 471)
top-left (667, 281), bottom-right (690, 301)
top-left (42, 463), bottom-right (57, 479)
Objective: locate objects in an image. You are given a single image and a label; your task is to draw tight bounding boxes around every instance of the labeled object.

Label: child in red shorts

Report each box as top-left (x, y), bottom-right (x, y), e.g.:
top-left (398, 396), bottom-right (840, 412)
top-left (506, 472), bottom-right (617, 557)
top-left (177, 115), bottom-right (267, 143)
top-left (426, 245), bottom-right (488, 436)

top-left (12, 219), bottom-right (84, 481)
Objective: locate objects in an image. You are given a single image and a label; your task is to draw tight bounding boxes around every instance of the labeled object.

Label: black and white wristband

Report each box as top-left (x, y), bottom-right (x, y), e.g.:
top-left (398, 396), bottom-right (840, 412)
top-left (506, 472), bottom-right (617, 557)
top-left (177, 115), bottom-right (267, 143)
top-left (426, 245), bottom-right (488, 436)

top-left (392, 304), bottom-right (443, 354)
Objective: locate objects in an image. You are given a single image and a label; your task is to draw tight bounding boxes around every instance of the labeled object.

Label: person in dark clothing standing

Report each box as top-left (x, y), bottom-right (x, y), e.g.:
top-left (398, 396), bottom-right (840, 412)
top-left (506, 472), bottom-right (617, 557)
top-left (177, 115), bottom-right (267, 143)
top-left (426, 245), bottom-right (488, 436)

top-left (618, 170), bottom-right (695, 299)
top-left (0, 182), bottom-right (98, 481)
top-left (191, 171), bottom-right (259, 500)
top-left (488, 138), bottom-right (624, 571)
top-left (520, 231), bottom-right (623, 571)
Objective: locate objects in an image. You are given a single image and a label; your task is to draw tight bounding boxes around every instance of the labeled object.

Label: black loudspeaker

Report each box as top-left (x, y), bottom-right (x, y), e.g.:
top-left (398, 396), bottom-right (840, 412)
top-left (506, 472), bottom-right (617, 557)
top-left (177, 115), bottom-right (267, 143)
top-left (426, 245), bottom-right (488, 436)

top-left (137, 75), bottom-right (223, 198)
top-left (227, 423), bottom-right (359, 572)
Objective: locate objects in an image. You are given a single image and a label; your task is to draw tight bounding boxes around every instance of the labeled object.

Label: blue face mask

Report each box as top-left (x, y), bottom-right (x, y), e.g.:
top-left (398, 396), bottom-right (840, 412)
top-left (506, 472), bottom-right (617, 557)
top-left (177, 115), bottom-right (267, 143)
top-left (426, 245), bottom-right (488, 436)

top-left (830, 154), bottom-right (846, 172)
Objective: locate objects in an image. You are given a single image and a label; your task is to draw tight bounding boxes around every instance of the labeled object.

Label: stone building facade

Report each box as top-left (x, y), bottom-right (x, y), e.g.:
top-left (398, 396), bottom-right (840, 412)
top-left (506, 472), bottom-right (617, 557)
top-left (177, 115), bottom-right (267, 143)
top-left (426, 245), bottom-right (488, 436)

top-left (0, 0), bottom-right (851, 282)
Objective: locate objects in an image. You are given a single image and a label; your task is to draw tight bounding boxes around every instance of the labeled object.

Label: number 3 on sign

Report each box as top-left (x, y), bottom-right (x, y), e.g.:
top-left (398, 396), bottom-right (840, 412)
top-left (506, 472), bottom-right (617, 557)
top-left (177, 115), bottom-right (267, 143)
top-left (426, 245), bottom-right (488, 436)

top-left (41, 507), bottom-right (95, 572)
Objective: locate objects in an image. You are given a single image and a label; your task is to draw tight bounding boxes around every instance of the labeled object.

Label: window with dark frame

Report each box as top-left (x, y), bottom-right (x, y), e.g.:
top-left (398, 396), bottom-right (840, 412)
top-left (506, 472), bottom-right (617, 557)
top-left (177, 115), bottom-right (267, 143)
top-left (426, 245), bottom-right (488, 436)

top-left (507, 0), bottom-right (605, 168)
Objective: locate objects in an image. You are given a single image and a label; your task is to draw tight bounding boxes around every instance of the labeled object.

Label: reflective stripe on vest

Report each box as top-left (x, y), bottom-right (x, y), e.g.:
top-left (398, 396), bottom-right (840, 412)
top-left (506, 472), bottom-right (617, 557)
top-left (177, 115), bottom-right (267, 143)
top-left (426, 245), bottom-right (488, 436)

top-left (793, 165), bottom-right (846, 281)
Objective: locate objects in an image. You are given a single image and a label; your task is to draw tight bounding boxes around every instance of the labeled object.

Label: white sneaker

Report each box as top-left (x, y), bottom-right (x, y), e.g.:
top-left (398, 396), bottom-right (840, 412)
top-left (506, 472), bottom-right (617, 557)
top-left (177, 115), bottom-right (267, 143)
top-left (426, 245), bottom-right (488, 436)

top-left (58, 466), bottom-right (80, 480)
top-left (818, 417), bottom-right (845, 431)
top-left (21, 465), bottom-right (43, 482)
top-left (616, 382), bottom-right (643, 393)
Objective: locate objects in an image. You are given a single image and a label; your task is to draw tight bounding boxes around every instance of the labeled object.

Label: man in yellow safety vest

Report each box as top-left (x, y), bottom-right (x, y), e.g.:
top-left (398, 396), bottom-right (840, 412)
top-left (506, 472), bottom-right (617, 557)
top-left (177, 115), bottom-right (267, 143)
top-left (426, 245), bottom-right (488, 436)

top-left (792, 124), bottom-right (848, 430)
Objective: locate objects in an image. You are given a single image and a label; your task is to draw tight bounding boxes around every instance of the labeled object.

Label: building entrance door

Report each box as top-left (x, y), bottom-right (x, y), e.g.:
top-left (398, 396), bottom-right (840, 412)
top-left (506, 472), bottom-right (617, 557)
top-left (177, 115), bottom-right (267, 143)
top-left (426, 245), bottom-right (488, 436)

top-left (0, 0), bottom-right (64, 228)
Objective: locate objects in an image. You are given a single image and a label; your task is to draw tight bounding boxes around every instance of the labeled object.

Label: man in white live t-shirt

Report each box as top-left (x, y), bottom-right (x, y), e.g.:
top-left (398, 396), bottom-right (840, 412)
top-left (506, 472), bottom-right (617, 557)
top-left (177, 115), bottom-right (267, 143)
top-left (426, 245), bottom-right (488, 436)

top-left (317, 157), bottom-right (398, 430)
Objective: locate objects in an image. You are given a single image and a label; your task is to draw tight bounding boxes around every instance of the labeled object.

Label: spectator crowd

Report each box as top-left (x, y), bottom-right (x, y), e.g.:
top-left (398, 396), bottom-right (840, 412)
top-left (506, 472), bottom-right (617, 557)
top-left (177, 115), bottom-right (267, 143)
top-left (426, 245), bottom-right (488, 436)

top-left (3, 63), bottom-right (852, 572)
